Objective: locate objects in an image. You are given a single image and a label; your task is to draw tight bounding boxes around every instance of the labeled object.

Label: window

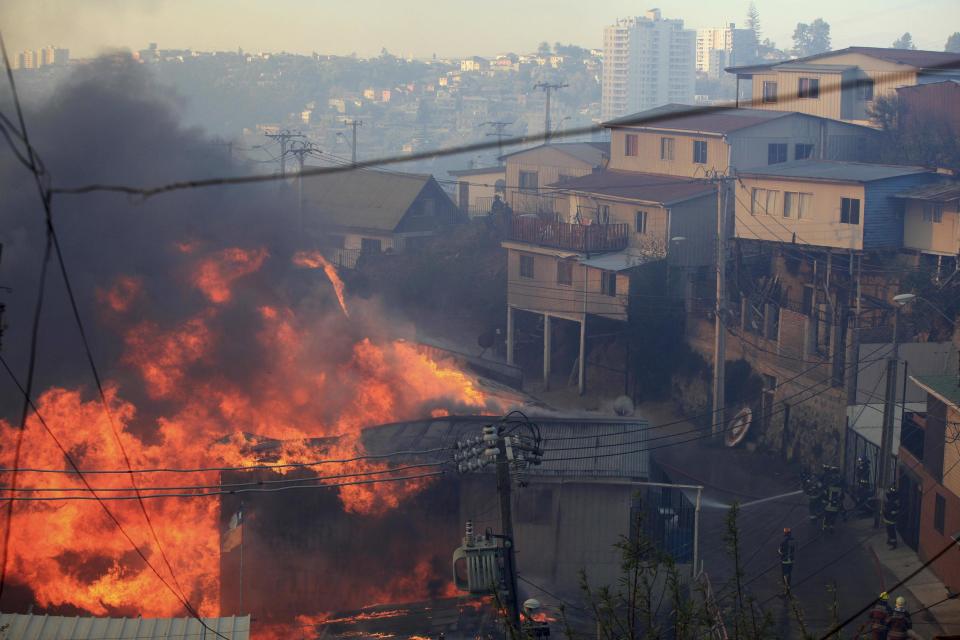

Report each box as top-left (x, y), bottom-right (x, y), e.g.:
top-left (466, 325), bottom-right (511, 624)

top-left (795, 143), bottom-right (814, 160)
top-left (635, 210), bottom-right (648, 234)
top-left (601, 271), bottom-right (618, 296)
top-left (360, 237), bottom-right (382, 253)
top-left (762, 81), bottom-right (778, 103)
top-left (557, 260), bottom-right (573, 286)
top-left (934, 494), bottom-right (946, 534)
top-left (693, 140), bottom-right (708, 164)
top-left (519, 254), bottom-right (534, 279)
top-left (414, 198), bottom-right (435, 216)
top-left (768, 143), bottom-right (788, 165)
top-left (798, 77), bottom-right (820, 99)
top-left (802, 285), bottom-right (815, 316)
top-left (840, 197), bottom-right (861, 225)
top-left (625, 134), bottom-right (639, 157)
top-left (660, 137), bottom-right (675, 160)
top-left (923, 203), bottom-right (944, 223)
top-left (783, 192), bottom-right (812, 219)
top-left (751, 188), bottom-right (779, 215)
top-left (519, 171), bottom-right (538, 192)
top-left (856, 78), bottom-right (874, 101)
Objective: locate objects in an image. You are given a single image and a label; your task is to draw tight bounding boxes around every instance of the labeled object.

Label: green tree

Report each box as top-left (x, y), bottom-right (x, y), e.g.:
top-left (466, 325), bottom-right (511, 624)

top-left (868, 94), bottom-right (960, 174)
top-left (892, 32), bottom-right (917, 49)
top-left (537, 41), bottom-right (551, 56)
top-left (746, 2), bottom-right (761, 39)
top-left (792, 18), bottom-right (831, 57)
top-left (946, 32), bottom-right (960, 53)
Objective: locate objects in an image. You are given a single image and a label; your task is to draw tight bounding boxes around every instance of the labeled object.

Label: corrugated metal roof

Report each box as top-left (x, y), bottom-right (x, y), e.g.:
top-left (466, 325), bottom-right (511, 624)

top-left (578, 250), bottom-right (658, 272)
top-left (771, 63), bottom-right (856, 73)
top-left (727, 46), bottom-right (960, 74)
top-left (499, 142), bottom-right (609, 167)
top-left (552, 169), bottom-right (715, 205)
top-left (0, 614), bottom-right (250, 640)
top-left (739, 160), bottom-right (931, 183)
top-left (604, 104), bottom-right (790, 133)
top-left (911, 374), bottom-right (960, 409)
top-left (446, 165), bottom-right (505, 177)
top-left (361, 416), bottom-right (650, 479)
top-left (894, 181), bottom-right (960, 202)
top-left (301, 168), bottom-right (432, 232)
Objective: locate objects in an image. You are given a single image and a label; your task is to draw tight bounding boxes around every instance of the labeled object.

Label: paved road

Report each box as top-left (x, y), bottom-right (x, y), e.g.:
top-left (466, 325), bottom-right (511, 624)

top-left (643, 403), bottom-right (945, 639)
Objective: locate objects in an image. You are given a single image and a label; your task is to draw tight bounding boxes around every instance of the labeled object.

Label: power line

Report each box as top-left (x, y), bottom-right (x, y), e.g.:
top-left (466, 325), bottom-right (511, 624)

top-left (0, 461), bottom-right (447, 494)
top-left (48, 57), bottom-right (960, 202)
top-left (0, 353), bottom-right (227, 638)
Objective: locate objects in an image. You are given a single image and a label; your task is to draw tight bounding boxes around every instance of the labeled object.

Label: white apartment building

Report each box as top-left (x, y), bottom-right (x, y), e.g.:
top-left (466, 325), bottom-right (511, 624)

top-left (601, 9), bottom-right (696, 121)
top-left (696, 24), bottom-right (754, 79)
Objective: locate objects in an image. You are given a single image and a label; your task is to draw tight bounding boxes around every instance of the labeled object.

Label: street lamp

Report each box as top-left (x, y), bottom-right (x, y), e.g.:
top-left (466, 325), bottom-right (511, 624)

top-left (893, 292), bottom-right (956, 328)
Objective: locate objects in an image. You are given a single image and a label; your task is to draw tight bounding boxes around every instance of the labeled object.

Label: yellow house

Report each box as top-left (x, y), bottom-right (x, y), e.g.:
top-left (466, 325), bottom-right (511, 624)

top-left (898, 182), bottom-right (960, 257)
top-left (727, 47), bottom-right (960, 127)
top-left (604, 104), bottom-right (874, 179)
top-left (503, 172), bottom-right (715, 393)
top-left (733, 160), bottom-right (937, 251)
top-left (500, 142), bottom-right (609, 216)
top-left (447, 165), bottom-right (506, 217)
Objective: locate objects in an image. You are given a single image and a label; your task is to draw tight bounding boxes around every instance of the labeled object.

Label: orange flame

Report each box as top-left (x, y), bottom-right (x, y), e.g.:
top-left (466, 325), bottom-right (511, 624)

top-left (0, 245), bottom-right (509, 621)
top-left (292, 250), bottom-right (350, 318)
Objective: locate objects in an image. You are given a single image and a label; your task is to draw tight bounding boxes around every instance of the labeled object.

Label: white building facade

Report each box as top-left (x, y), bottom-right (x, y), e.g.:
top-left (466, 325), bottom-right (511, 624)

top-left (696, 24), bottom-right (754, 79)
top-left (601, 9), bottom-right (696, 121)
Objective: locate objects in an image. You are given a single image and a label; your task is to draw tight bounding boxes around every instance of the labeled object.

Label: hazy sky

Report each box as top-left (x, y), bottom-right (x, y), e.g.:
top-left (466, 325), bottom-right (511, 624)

top-left (2, 0), bottom-right (958, 59)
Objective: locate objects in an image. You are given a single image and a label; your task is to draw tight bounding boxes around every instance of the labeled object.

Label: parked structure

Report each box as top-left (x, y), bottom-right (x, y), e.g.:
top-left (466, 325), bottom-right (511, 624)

top-left (500, 142), bottom-right (609, 217)
top-left (601, 9), bottom-right (696, 121)
top-left (899, 374), bottom-right (960, 589)
top-left (604, 104), bottom-right (876, 178)
top-left (734, 160), bottom-right (939, 250)
top-left (727, 47), bottom-right (960, 126)
top-left (302, 169), bottom-right (462, 268)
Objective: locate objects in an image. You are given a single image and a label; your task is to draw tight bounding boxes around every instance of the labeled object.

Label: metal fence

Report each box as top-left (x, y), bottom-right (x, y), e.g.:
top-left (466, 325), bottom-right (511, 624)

top-left (635, 485), bottom-right (696, 563)
top-left (843, 424), bottom-right (897, 493)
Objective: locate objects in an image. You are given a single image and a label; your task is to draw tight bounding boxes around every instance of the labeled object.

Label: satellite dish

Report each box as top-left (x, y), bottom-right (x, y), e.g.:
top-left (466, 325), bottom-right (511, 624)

top-left (725, 407), bottom-right (752, 448)
top-left (523, 598), bottom-right (542, 613)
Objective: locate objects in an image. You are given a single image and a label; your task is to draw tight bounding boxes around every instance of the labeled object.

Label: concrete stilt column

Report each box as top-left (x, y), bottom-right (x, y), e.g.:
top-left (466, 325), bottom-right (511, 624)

top-left (506, 305), bottom-right (515, 365)
top-left (578, 314), bottom-right (586, 396)
top-left (543, 314), bottom-right (552, 390)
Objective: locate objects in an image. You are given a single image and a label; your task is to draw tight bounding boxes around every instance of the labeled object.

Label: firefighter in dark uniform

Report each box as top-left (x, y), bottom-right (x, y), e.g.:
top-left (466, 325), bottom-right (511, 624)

top-left (885, 596), bottom-right (912, 640)
top-left (778, 527), bottom-right (797, 594)
top-left (821, 467), bottom-right (844, 532)
top-left (802, 472), bottom-right (823, 522)
top-left (867, 592), bottom-right (891, 639)
top-left (883, 485), bottom-right (901, 549)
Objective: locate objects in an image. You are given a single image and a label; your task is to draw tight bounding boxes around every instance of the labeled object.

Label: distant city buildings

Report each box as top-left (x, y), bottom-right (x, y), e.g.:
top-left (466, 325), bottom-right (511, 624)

top-left (14, 46), bottom-right (68, 69)
top-left (695, 23), bottom-right (754, 80)
top-left (601, 9), bottom-right (696, 121)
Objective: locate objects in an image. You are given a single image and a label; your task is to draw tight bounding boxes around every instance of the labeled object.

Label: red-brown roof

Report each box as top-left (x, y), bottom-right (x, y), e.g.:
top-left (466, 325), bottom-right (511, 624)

top-left (728, 46), bottom-right (960, 74)
top-left (553, 170), bottom-right (716, 205)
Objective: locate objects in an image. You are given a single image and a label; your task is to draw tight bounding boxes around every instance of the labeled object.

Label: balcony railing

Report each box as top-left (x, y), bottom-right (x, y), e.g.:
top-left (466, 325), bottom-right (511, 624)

top-left (509, 217), bottom-right (629, 253)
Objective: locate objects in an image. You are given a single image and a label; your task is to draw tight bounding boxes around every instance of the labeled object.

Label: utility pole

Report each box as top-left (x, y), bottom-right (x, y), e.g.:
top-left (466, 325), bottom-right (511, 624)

top-left (453, 418), bottom-right (543, 634)
top-left (264, 129), bottom-right (303, 177)
top-left (343, 118), bottom-right (362, 164)
top-left (285, 140), bottom-right (321, 232)
top-left (712, 171), bottom-right (732, 440)
top-left (532, 82), bottom-right (567, 143)
top-left (876, 305), bottom-right (901, 527)
top-left (481, 121), bottom-right (512, 160)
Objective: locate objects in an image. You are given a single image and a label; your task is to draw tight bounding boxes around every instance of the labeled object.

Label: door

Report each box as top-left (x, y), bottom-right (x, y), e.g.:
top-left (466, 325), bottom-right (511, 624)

top-left (897, 469), bottom-right (922, 551)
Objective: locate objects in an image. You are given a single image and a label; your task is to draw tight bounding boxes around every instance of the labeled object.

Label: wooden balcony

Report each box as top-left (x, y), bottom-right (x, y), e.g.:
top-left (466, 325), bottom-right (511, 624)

top-left (509, 217), bottom-right (629, 253)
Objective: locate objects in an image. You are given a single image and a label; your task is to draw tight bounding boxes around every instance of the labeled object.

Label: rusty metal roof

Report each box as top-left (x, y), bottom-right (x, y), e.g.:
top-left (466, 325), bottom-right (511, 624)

top-left (552, 170), bottom-right (715, 205)
top-left (894, 181), bottom-right (960, 202)
top-left (604, 104), bottom-right (790, 134)
top-left (0, 614), bottom-right (250, 640)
